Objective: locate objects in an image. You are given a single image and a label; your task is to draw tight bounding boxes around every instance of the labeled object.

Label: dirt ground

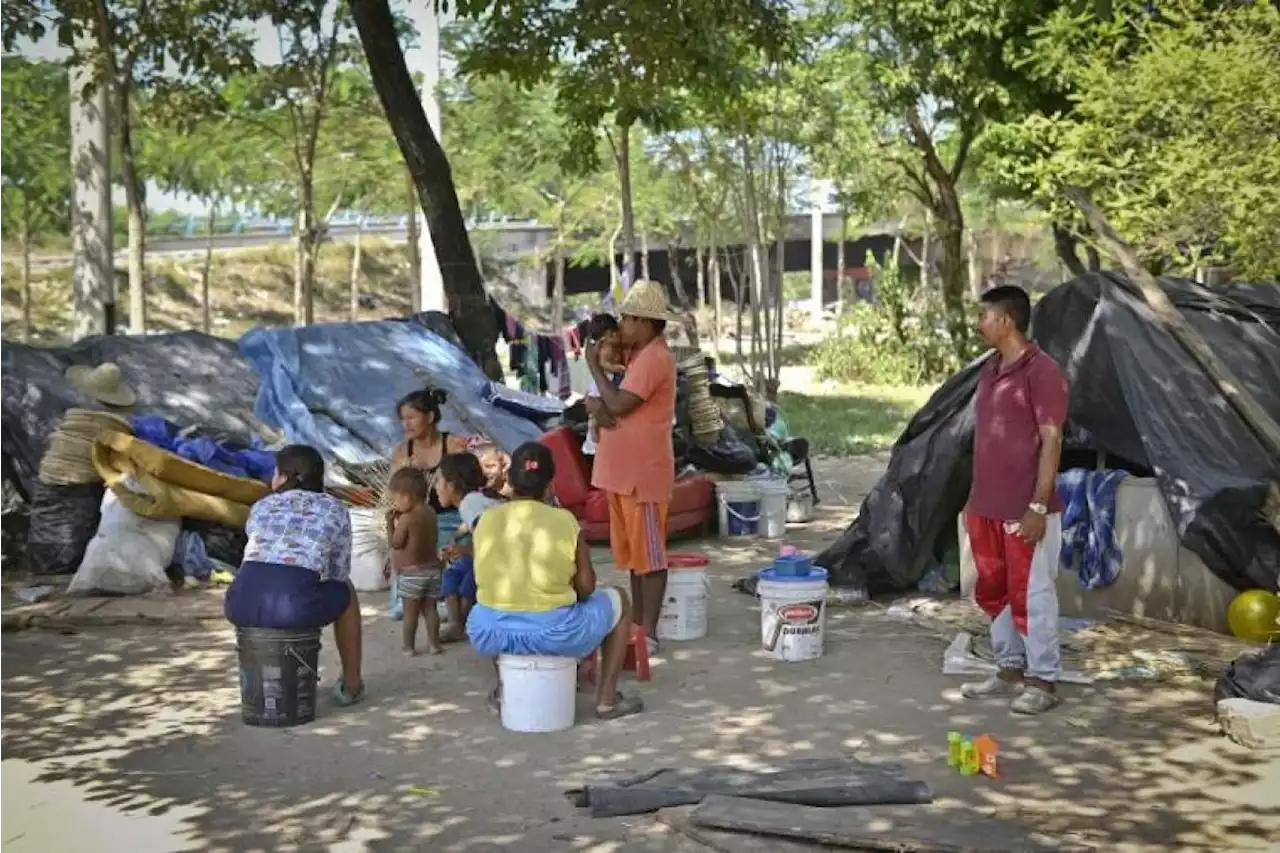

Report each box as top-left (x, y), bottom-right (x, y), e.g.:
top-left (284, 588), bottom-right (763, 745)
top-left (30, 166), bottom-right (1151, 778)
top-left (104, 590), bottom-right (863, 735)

top-left (3, 458), bottom-right (1278, 853)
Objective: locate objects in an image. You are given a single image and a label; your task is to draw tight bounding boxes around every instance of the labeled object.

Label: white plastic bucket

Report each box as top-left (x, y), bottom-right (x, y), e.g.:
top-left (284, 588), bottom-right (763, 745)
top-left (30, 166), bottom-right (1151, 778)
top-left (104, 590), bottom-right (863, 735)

top-left (787, 490), bottom-right (815, 523)
top-left (498, 655), bottom-right (577, 733)
top-left (658, 568), bottom-right (710, 641)
top-left (348, 508), bottom-right (389, 592)
top-left (758, 568), bottom-right (829, 663)
top-left (755, 479), bottom-right (790, 540)
top-left (717, 481), bottom-right (760, 539)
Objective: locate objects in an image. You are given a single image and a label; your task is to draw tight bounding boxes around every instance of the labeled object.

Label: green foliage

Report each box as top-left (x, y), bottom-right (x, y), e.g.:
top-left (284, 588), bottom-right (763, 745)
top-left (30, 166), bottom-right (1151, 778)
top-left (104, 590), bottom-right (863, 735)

top-left (988, 1), bottom-right (1280, 279)
top-left (810, 256), bottom-right (984, 385)
top-left (0, 57), bottom-right (71, 242)
top-left (443, 62), bottom-right (614, 252)
top-left (452, 0), bottom-right (794, 169)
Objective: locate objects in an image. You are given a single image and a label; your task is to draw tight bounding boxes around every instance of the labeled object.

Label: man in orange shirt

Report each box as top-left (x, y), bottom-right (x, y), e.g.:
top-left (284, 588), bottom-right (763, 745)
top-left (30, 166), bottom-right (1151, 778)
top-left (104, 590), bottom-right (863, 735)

top-left (585, 280), bottom-right (678, 651)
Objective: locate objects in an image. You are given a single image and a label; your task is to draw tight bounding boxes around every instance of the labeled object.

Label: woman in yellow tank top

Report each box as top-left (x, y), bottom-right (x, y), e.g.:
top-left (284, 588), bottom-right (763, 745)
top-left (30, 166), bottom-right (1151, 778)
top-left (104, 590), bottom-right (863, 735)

top-left (468, 442), bottom-right (643, 720)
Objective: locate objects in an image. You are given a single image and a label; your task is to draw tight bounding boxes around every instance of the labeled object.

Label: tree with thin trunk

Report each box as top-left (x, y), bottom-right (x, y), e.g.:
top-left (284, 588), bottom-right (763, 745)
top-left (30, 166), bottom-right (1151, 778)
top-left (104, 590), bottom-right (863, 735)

top-left (827, 0), bottom-right (1057, 356)
top-left (452, 0), bottom-right (793, 286)
top-left (141, 114), bottom-right (253, 333)
top-left (222, 4), bottom-right (364, 327)
top-left (1, 56), bottom-right (71, 342)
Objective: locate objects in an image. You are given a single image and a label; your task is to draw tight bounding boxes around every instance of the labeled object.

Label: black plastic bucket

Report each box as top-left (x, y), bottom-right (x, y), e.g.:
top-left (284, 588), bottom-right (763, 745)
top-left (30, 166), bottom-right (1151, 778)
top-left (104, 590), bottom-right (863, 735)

top-left (235, 627), bottom-right (322, 728)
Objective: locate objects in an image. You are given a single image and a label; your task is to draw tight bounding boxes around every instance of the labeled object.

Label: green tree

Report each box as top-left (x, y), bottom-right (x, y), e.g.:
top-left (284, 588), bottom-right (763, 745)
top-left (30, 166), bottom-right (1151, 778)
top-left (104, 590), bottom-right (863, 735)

top-left (221, 4), bottom-right (368, 326)
top-left (141, 114), bottom-right (258, 333)
top-left (8, 0), bottom-right (257, 334)
top-left (446, 69), bottom-right (616, 329)
top-left (453, 0), bottom-right (793, 283)
top-left (992, 1), bottom-right (1280, 279)
top-left (1, 57), bottom-right (72, 341)
top-left (827, 0), bottom-right (1056, 352)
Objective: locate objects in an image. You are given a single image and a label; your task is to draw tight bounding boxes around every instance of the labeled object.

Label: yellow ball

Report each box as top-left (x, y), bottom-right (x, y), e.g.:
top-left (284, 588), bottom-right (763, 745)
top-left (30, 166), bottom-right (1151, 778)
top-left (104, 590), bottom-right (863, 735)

top-left (1226, 589), bottom-right (1280, 643)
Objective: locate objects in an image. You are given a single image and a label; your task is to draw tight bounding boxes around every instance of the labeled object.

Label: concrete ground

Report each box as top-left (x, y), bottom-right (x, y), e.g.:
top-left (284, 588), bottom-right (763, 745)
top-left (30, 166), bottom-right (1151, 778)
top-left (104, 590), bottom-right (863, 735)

top-left (3, 460), bottom-right (1278, 853)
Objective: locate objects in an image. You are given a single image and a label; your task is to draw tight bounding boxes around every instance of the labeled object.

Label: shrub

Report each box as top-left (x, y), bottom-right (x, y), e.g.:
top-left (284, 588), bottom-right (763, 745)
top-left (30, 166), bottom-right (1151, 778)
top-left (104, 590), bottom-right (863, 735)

top-left (809, 262), bottom-right (984, 386)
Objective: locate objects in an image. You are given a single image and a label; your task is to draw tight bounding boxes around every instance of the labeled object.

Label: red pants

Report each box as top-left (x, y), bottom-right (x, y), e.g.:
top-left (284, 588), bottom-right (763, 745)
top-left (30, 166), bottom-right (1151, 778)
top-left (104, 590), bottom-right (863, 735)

top-left (967, 513), bottom-right (1038, 634)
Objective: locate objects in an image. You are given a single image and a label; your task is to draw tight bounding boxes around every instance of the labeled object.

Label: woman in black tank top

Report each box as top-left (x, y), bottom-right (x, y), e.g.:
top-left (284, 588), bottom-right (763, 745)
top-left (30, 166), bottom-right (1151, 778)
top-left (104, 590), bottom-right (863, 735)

top-left (393, 388), bottom-right (468, 511)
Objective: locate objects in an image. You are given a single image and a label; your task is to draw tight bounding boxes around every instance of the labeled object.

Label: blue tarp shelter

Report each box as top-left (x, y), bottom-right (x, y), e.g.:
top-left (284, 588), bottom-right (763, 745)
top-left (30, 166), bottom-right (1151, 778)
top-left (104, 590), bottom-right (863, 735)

top-left (238, 315), bottom-right (545, 462)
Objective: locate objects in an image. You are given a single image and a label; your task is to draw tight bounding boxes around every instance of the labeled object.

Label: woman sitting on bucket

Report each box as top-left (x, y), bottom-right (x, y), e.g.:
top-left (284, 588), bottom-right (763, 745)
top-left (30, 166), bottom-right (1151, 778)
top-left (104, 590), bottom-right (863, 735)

top-left (467, 441), bottom-right (643, 720)
top-left (225, 445), bottom-right (366, 706)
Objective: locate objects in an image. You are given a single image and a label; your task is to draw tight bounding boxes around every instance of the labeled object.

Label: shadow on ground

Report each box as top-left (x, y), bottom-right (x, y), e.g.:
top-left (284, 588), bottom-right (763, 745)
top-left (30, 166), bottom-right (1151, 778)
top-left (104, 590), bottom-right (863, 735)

top-left (4, 547), bottom-right (1277, 853)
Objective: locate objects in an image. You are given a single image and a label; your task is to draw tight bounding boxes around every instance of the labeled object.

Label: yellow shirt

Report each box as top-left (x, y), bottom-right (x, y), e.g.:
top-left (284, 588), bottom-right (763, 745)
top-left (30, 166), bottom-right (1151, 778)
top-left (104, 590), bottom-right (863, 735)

top-left (473, 500), bottom-right (580, 612)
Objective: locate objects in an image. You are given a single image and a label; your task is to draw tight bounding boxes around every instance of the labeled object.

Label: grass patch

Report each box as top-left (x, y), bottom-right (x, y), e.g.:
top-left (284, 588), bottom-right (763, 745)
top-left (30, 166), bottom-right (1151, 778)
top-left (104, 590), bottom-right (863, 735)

top-left (716, 341), bottom-right (816, 367)
top-left (778, 384), bottom-right (936, 456)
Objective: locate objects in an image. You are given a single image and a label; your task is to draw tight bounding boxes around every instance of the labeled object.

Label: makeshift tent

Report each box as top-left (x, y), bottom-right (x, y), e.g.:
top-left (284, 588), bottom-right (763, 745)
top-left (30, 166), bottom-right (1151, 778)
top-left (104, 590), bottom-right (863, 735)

top-left (816, 273), bottom-right (1280, 595)
top-left (2, 332), bottom-right (266, 497)
top-left (239, 313), bottom-right (548, 462)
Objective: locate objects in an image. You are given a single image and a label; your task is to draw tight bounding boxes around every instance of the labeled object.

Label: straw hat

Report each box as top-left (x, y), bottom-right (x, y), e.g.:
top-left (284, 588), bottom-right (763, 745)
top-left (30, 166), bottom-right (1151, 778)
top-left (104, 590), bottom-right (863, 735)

top-left (65, 362), bottom-right (137, 407)
top-left (618, 280), bottom-right (681, 323)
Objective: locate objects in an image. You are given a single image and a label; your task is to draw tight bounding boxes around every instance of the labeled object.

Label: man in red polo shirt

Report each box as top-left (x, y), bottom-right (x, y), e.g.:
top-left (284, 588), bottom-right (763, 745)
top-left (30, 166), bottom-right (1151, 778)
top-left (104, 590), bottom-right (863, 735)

top-left (963, 285), bottom-right (1068, 715)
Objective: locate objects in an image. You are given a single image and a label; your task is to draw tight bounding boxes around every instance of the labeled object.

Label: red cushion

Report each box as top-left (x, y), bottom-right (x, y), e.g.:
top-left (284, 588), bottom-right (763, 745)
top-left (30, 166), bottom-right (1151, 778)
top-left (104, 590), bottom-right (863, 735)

top-left (671, 476), bottom-right (714, 514)
top-left (584, 489), bottom-right (611, 523)
top-left (539, 426), bottom-right (592, 510)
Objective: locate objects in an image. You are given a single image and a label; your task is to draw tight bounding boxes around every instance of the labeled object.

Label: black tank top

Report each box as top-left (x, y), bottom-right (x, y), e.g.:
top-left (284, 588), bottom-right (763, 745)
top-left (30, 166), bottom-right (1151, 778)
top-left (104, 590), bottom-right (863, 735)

top-left (406, 432), bottom-right (449, 512)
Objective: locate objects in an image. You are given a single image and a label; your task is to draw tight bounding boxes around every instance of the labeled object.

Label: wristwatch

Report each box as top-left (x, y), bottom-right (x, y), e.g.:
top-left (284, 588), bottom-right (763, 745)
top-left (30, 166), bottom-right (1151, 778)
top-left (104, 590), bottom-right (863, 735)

top-left (1027, 502), bottom-right (1048, 516)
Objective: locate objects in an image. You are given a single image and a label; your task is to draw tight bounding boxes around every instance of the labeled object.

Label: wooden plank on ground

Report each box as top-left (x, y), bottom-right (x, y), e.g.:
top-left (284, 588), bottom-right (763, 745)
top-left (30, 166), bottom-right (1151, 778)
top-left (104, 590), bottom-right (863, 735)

top-left (655, 807), bottom-right (818, 853)
top-left (690, 796), bottom-right (1097, 853)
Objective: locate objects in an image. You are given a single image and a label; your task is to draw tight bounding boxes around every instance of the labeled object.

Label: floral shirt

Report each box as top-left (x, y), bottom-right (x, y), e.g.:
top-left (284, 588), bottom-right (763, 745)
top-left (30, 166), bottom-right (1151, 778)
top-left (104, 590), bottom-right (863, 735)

top-left (242, 489), bottom-right (352, 583)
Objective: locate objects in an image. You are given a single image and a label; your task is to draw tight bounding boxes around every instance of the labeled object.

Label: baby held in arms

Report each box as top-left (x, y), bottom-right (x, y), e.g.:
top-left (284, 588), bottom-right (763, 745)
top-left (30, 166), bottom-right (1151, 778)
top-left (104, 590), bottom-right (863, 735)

top-left (581, 313), bottom-right (628, 456)
top-left (384, 467), bottom-right (444, 655)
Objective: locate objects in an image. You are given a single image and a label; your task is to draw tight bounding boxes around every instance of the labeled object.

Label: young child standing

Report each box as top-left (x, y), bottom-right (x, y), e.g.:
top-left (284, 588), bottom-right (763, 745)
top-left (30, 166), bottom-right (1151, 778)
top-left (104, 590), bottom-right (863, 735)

top-left (581, 313), bottom-right (628, 456)
top-left (384, 467), bottom-right (444, 655)
top-left (435, 452), bottom-right (504, 642)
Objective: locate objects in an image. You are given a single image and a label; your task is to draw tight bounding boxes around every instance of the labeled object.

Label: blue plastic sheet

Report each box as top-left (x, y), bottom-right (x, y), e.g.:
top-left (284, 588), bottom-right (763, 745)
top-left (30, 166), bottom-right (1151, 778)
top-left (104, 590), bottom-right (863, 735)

top-left (238, 317), bottom-right (544, 463)
top-left (131, 415), bottom-right (275, 482)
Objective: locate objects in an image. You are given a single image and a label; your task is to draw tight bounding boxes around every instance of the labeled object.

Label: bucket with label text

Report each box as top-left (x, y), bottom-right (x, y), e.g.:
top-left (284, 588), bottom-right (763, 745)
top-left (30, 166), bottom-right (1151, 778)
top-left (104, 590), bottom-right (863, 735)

top-left (758, 566), bottom-right (829, 662)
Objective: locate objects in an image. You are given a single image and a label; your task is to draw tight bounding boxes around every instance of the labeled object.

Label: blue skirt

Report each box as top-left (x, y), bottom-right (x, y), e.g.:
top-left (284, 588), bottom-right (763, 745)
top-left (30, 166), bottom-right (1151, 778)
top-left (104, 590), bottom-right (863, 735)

top-left (225, 561), bottom-right (351, 630)
top-left (466, 589), bottom-right (620, 660)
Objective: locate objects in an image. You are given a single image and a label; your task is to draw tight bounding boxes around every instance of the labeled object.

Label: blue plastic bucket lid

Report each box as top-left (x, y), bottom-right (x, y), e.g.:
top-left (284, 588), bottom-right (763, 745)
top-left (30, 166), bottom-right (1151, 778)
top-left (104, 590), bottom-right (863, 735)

top-left (759, 566), bottom-right (828, 583)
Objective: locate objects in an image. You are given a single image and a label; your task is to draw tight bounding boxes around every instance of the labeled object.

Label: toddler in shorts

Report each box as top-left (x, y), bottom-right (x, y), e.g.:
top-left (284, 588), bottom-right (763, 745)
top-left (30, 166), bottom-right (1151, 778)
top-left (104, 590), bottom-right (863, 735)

top-left (384, 467), bottom-right (443, 655)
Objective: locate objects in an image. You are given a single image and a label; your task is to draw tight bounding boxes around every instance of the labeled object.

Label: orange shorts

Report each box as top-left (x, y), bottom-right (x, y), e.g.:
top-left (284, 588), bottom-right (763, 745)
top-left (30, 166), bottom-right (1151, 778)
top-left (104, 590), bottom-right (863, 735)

top-left (607, 492), bottom-right (669, 575)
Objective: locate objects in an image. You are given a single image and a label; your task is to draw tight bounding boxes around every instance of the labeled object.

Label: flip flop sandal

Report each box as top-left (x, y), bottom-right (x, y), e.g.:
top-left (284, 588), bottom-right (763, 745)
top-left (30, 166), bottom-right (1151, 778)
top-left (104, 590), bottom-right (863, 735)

top-left (332, 677), bottom-right (366, 707)
top-left (595, 692), bottom-right (644, 720)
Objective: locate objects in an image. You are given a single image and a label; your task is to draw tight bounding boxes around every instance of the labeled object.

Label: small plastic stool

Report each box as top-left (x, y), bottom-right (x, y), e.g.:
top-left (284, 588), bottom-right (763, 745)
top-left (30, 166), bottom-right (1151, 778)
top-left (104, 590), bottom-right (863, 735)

top-left (578, 624), bottom-right (652, 684)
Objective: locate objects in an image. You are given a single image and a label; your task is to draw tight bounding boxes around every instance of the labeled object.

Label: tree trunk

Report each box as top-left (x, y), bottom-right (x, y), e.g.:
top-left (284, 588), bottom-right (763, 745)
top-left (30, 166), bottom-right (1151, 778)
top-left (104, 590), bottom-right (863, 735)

top-left (769, 227), bottom-right (785, 398)
top-left (640, 231), bottom-right (650, 280)
top-left (920, 212), bottom-right (931, 292)
top-left (20, 210), bottom-right (33, 341)
top-left (927, 174), bottom-right (970, 356)
top-left (709, 242), bottom-right (722, 364)
top-left (294, 177), bottom-right (317, 326)
top-left (967, 229), bottom-right (981, 298)
top-left (352, 0), bottom-right (503, 379)
top-left (117, 74), bottom-right (146, 335)
top-left (695, 243), bottom-right (706, 310)
top-left (552, 204), bottom-right (566, 337)
top-left (202, 204), bottom-right (217, 333)
top-left (406, 171), bottom-right (422, 311)
top-left (350, 217), bottom-right (364, 321)
top-left (667, 237), bottom-right (700, 348)
top-left (615, 120), bottom-right (637, 283)
top-left (1086, 242), bottom-right (1102, 272)
top-left (835, 217), bottom-right (847, 312)
top-left (1051, 221), bottom-right (1088, 279)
